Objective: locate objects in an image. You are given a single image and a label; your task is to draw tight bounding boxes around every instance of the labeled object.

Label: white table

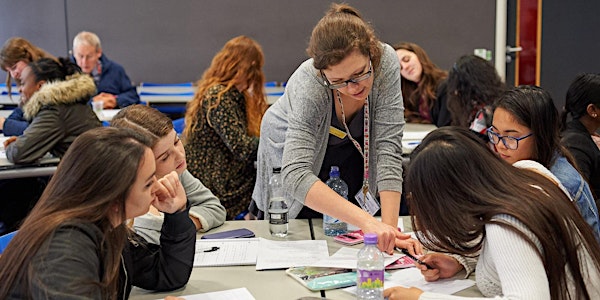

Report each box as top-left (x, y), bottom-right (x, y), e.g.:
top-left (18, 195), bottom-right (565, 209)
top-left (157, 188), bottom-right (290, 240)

top-left (0, 136), bottom-right (60, 180)
top-left (129, 218), bottom-right (482, 300)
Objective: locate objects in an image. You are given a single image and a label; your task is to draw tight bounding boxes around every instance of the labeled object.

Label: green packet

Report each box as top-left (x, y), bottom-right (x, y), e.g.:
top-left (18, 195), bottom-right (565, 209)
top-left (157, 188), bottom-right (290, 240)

top-left (286, 266), bottom-right (390, 291)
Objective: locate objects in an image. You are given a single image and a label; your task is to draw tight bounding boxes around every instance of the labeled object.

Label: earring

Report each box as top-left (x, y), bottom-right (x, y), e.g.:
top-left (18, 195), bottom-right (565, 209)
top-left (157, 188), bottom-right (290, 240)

top-left (593, 114), bottom-right (598, 118)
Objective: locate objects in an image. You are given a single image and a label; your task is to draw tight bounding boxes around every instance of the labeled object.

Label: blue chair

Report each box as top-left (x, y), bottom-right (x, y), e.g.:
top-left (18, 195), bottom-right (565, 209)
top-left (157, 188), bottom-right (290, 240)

top-left (172, 118), bottom-right (185, 134)
top-left (140, 82), bottom-right (193, 87)
top-left (0, 230), bottom-right (17, 254)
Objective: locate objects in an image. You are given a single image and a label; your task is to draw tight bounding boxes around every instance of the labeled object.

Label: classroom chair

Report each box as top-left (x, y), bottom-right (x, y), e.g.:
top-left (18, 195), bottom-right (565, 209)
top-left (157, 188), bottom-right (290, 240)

top-left (0, 230), bottom-right (17, 254)
top-left (172, 118), bottom-right (185, 135)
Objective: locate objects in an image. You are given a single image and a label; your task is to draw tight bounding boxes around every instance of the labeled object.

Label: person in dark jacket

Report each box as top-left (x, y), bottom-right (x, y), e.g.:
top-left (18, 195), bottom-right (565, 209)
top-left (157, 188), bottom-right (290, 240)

top-left (72, 31), bottom-right (140, 108)
top-left (4, 57), bottom-right (101, 164)
top-left (0, 127), bottom-right (196, 299)
top-left (561, 73), bottom-right (600, 203)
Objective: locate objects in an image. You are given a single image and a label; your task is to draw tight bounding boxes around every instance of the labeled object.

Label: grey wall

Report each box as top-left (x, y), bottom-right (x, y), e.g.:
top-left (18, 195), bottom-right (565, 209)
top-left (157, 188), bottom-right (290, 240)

top-left (1, 0), bottom-right (495, 84)
top-left (540, 0), bottom-right (600, 109)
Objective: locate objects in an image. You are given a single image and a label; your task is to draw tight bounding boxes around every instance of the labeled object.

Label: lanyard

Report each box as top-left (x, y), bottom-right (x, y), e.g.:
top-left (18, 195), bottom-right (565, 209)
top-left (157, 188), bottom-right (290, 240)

top-left (335, 90), bottom-right (370, 198)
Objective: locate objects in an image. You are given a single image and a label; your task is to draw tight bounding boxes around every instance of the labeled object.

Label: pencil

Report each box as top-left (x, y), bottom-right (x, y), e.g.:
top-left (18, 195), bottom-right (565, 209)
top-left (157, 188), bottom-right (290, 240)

top-left (396, 247), bottom-right (433, 270)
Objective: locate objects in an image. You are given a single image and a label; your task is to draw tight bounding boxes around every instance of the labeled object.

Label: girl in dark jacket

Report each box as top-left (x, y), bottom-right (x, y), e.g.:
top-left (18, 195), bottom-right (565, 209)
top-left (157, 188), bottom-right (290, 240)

top-left (0, 127), bottom-right (196, 299)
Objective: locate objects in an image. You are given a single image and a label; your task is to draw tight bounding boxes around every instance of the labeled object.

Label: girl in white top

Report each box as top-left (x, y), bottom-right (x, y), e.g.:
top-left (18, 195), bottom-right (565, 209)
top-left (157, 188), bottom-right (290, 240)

top-left (384, 127), bottom-right (600, 300)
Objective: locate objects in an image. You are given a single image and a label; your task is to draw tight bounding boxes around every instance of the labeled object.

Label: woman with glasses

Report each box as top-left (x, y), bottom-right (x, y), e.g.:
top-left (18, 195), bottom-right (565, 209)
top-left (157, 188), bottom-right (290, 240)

top-left (489, 85), bottom-right (600, 241)
top-left (252, 3), bottom-right (420, 255)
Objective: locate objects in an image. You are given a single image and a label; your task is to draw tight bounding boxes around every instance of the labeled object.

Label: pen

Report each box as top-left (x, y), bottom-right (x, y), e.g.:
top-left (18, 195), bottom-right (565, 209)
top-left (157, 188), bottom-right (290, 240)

top-left (198, 246), bottom-right (220, 253)
top-left (396, 247), bottom-right (433, 270)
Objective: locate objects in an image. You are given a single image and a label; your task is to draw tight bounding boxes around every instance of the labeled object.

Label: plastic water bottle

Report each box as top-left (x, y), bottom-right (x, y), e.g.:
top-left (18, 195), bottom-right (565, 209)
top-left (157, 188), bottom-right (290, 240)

top-left (357, 233), bottom-right (384, 300)
top-left (268, 167), bottom-right (288, 237)
top-left (323, 166), bottom-right (348, 236)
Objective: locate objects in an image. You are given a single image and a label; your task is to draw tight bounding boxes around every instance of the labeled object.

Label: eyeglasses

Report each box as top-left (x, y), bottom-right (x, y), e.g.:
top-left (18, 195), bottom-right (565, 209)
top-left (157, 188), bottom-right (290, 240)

top-left (486, 127), bottom-right (533, 150)
top-left (320, 60), bottom-right (372, 90)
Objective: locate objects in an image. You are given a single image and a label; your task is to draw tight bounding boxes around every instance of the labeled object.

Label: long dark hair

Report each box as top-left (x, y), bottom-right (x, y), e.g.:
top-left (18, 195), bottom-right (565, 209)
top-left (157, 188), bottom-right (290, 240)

top-left (493, 86), bottom-right (574, 168)
top-left (307, 3), bottom-right (382, 72)
top-left (393, 42), bottom-right (447, 122)
top-left (0, 127), bottom-right (152, 298)
top-left (561, 73), bottom-right (600, 129)
top-left (447, 55), bottom-right (506, 127)
top-left (407, 126), bottom-right (600, 300)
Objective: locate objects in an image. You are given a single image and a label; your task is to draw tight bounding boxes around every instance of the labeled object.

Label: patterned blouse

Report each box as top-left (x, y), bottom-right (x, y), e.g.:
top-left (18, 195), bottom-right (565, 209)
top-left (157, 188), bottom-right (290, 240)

top-left (185, 85), bottom-right (259, 220)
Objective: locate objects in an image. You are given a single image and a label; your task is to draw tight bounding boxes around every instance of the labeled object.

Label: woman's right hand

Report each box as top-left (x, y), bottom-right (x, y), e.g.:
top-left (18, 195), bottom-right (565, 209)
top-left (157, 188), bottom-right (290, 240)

top-left (417, 253), bottom-right (463, 282)
top-left (361, 220), bottom-right (404, 254)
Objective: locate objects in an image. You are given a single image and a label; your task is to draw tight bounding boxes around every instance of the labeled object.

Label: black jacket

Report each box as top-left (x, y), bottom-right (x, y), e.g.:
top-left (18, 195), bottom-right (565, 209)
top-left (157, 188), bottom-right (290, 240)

top-left (562, 119), bottom-right (600, 200)
top-left (8, 205), bottom-right (196, 299)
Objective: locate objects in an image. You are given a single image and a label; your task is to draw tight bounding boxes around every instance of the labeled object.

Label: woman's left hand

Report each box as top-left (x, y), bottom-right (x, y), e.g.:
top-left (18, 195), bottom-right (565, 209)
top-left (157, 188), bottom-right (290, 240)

top-left (153, 171), bottom-right (187, 214)
top-left (3, 136), bottom-right (17, 148)
top-left (383, 286), bottom-right (424, 300)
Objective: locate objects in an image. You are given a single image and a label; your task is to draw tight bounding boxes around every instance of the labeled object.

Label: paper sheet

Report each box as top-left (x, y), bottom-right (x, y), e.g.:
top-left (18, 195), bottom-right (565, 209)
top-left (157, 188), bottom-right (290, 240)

top-left (343, 267), bottom-right (475, 295)
top-left (193, 238), bottom-right (259, 267)
top-left (166, 288), bottom-right (255, 300)
top-left (307, 246), bottom-right (402, 269)
top-left (255, 239), bottom-right (329, 270)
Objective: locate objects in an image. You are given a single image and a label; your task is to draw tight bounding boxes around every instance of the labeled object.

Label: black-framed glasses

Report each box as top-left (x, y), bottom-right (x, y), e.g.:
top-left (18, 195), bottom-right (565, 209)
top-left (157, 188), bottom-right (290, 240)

top-left (486, 127), bottom-right (533, 150)
top-left (320, 60), bottom-right (372, 90)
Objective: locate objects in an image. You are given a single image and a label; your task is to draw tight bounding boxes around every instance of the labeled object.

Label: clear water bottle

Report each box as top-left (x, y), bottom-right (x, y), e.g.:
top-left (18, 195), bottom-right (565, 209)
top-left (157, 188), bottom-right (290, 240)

top-left (268, 167), bottom-right (288, 237)
top-left (323, 166), bottom-right (348, 236)
top-left (357, 233), bottom-right (384, 300)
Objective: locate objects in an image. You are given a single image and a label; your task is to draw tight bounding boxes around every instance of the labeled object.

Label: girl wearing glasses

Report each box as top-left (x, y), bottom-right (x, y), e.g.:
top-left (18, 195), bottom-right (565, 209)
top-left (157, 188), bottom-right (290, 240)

top-left (489, 86), bottom-right (600, 242)
top-left (252, 3), bottom-right (420, 255)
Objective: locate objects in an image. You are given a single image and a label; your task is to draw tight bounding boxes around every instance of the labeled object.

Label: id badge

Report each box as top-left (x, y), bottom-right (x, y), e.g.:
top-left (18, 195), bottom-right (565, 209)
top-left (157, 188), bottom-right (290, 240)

top-left (355, 190), bottom-right (379, 215)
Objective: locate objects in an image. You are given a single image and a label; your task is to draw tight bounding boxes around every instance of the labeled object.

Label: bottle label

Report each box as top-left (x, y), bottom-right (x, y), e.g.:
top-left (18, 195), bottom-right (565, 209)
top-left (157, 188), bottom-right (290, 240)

top-left (269, 213), bottom-right (288, 225)
top-left (357, 269), bottom-right (384, 289)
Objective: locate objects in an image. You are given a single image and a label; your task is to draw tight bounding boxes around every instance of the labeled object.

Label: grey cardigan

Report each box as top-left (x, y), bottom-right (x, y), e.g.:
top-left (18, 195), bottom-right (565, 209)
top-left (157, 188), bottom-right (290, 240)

top-left (133, 170), bottom-right (226, 244)
top-left (252, 43), bottom-right (405, 219)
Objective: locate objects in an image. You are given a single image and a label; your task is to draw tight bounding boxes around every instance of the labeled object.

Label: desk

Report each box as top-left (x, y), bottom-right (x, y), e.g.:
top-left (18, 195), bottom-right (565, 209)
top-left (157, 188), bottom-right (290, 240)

top-left (402, 123), bottom-right (436, 155)
top-left (129, 218), bottom-right (482, 299)
top-left (0, 136), bottom-right (60, 180)
top-left (138, 85), bottom-right (284, 106)
top-left (0, 109), bottom-right (12, 118)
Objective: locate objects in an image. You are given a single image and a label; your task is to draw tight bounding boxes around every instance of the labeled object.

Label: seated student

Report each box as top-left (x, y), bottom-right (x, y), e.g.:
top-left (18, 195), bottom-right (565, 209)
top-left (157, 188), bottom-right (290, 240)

top-left (4, 57), bottom-right (101, 164)
top-left (183, 36), bottom-right (268, 220)
top-left (383, 127), bottom-right (600, 300)
top-left (393, 42), bottom-right (449, 127)
top-left (0, 37), bottom-right (56, 136)
top-left (0, 127), bottom-right (196, 298)
top-left (561, 73), bottom-right (600, 203)
top-left (446, 54), bottom-right (506, 140)
top-left (111, 104), bottom-right (226, 244)
top-left (489, 86), bottom-right (600, 242)
top-left (72, 31), bottom-right (140, 109)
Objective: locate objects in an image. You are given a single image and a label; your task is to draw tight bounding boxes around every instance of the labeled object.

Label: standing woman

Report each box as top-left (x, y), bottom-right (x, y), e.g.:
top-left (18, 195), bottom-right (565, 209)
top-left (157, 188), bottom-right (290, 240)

top-left (383, 127), bottom-right (600, 300)
top-left (253, 3), bottom-right (418, 254)
top-left (561, 73), bottom-right (600, 202)
top-left (0, 37), bottom-right (56, 136)
top-left (183, 35), bottom-right (268, 220)
top-left (446, 54), bottom-right (506, 139)
top-left (490, 86), bottom-right (600, 241)
top-left (393, 42), bottom-right (449, 127)
top-left (0, 127), bottom-right (195, 298)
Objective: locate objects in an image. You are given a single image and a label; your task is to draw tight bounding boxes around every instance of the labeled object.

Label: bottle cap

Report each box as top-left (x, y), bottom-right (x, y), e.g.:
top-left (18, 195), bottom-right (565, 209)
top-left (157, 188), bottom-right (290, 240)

top-left (363, 233), bottom-right (377, 244)
top-left (329, 166), bottom-right (340, 177)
